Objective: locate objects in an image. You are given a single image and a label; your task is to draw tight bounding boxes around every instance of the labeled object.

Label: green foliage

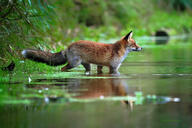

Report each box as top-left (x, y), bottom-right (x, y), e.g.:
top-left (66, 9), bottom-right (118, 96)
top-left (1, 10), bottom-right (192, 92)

top-left (0, 0), bottom-right (57, 62)
top-left (156, 0), bottom-right (192, 11)
top-left (0, 0), bottom-right (192, 66)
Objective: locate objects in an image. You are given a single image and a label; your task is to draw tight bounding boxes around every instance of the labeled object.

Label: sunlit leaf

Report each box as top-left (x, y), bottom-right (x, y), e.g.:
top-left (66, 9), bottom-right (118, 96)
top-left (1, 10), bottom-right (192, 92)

top-left (28, 0), bottom-right (32, 6)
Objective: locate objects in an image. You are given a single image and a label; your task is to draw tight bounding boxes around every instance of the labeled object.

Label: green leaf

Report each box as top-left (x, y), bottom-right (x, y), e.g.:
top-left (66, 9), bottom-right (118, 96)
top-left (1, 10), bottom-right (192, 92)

top-left (28, 0), bottom-right (32, 6)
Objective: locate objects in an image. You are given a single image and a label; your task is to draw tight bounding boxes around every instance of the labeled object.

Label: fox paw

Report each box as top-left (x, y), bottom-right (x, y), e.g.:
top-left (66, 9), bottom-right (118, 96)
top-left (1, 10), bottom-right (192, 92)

top-left (85, 71), bottom-right (90, 75)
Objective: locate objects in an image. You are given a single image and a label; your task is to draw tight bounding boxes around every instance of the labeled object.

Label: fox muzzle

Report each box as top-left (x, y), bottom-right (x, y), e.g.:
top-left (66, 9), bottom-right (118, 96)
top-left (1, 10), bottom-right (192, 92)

top-left (132, 47), bottom-right (142, 51)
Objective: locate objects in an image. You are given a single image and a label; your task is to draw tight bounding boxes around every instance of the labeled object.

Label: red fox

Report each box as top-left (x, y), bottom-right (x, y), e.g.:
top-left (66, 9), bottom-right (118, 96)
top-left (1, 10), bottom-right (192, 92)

top-left (22, 31), bottom-right (142, 74)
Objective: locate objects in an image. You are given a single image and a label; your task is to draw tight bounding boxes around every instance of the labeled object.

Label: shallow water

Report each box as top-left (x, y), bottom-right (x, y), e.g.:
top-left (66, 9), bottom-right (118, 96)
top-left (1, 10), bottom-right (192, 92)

top-left (0, 43), bottom-right (192, 128)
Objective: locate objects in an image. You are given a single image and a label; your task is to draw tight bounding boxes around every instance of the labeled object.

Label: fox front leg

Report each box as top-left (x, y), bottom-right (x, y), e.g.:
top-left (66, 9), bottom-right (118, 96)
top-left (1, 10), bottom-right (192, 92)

top-left (109, 65), bottom-right (120, 74)
top-left (97, 65), bottom-right (103, 74)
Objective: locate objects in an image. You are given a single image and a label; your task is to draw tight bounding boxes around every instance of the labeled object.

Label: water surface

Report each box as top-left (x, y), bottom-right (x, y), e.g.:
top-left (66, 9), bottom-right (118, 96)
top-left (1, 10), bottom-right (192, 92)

top-left (0, 43), bottom-right (192, 128)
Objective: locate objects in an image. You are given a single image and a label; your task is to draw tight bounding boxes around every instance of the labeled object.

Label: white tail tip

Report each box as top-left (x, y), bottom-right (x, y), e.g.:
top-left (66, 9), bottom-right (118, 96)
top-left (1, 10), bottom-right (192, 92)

top-left (21, 50), bottom-right (27, 58)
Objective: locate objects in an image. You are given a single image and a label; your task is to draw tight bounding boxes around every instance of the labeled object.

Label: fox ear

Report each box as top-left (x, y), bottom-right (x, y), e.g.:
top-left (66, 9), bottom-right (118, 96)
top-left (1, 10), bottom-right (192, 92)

top-left (123, 31), bottom-right (133, 41)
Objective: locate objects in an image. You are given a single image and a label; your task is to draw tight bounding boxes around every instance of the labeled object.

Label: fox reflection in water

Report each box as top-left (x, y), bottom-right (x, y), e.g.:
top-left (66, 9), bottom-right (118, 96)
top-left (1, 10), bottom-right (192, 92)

top-left (28, 77), bottom-right (139, 107)
top-left (66, 77), bottom-right (139, 105)
top-left (68, 79), bottom-right (129, 97)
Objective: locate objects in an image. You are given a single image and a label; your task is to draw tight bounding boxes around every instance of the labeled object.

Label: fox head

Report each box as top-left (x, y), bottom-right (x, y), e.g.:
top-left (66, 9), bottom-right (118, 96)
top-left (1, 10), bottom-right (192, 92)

top-left (122, 31), bottom-right (142, 51)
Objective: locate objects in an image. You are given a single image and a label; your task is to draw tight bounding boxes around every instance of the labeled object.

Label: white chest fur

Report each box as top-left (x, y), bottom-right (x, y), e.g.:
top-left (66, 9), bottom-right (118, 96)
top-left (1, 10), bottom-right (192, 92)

top-left (120, 48), bottom-right (131, 63)
top-left (110, 48), bottom-right (131, 68)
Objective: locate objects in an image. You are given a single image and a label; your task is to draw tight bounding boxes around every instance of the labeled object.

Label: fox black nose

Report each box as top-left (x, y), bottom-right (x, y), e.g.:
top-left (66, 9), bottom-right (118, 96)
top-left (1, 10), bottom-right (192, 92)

top-left (137, 47), bottom-right (142, 51)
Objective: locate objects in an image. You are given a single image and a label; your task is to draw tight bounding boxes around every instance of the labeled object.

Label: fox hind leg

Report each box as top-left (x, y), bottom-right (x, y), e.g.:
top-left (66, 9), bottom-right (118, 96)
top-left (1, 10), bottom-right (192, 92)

top-left (82, 63), bottom-right (91, 74)
top-left (61, 63), bottom-right (73, 71)
top-left (61, 56), bottom-right (82, 72)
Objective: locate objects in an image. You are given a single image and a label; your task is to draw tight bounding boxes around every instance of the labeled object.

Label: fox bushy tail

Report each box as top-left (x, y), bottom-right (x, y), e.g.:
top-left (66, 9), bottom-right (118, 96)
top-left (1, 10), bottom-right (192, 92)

top-left (22, 49), bottom-right (67, 66)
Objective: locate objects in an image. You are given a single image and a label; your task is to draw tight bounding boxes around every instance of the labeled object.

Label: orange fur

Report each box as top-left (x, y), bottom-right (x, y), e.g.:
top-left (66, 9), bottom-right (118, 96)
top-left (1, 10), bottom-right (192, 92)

top-left (22, 31), bottom-right (142, 74)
